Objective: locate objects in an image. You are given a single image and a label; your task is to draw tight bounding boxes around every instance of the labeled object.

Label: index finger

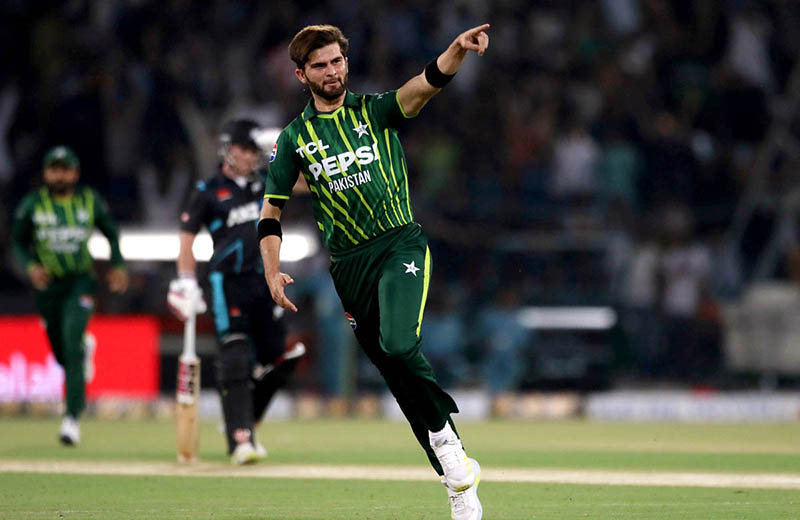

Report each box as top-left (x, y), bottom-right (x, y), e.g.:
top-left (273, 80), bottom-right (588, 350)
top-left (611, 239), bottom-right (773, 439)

top-left (465, 23), bottom-right (490, 36)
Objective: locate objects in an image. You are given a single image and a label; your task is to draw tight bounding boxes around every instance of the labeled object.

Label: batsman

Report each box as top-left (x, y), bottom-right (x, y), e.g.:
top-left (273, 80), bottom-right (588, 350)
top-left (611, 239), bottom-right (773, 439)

top-left (168, 120), bottom-right (305, 464)
top-left (259, 24), bottom-right (489, 520)
top-left (11, 145), bottom-right (129, 446)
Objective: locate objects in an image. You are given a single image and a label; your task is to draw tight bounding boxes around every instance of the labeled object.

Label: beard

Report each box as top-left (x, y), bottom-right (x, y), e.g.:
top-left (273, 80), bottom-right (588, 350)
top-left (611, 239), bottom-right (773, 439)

top-left (308, 73), bottom-right (347, 101)
top-left (46, 181), bottom-right (76, 195)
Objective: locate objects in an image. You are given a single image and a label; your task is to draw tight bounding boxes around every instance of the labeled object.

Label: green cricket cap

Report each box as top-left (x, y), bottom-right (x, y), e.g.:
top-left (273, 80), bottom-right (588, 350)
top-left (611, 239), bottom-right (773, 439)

top-left (43, 145), bottom-right (80, 169)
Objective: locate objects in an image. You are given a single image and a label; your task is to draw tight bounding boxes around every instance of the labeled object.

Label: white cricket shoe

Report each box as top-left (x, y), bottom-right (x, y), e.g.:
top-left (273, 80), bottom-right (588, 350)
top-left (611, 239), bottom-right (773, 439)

top-left (444, 458), bottom-right (482, 520)
top-left (59, 416), bottom-right (80, 446)
top-left (429, 423), bottom-right (477, 491)
top-left (231, 442), bottom-right (259, 465)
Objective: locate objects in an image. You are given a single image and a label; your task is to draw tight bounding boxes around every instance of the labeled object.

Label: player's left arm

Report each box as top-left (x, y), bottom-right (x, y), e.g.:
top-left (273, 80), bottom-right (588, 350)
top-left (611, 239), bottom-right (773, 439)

top-left (92, 190), bottom-right (129, 293)
top-left (397, 24), bottom-right (489, 117)
top-left (10, 196), bottom-right (50, 289)
top-left (10, 196), bottom-right (36, 271)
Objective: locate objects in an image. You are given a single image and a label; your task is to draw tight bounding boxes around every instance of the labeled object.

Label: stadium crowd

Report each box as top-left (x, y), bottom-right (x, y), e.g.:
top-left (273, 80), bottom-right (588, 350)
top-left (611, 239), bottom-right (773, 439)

top-left (2, 0), bottom-right (800, 395)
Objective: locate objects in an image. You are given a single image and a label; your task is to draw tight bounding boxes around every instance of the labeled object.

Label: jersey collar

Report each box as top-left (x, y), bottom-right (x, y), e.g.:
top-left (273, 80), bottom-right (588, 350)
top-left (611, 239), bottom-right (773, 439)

top-left (302, 91), bottom-right (361, 120)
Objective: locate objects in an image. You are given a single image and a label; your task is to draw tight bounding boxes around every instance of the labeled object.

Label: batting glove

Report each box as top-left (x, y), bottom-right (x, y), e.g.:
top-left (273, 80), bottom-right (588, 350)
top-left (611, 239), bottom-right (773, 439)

top-left (167, 277), bottom-right (207, 321)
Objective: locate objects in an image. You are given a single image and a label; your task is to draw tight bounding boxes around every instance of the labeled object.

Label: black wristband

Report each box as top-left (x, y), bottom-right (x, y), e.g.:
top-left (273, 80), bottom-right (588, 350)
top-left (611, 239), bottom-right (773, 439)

top-left (424, 59), bottom-right (456, 88)
top-left (257, 218), bottom-right (282, 242)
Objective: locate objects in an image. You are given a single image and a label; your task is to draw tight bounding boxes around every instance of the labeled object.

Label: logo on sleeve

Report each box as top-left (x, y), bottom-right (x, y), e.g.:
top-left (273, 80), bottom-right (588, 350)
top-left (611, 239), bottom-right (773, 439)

top-left (269, 143), bottom-right (278, 163)
top-left (344, 312), bottom-right (357, 330)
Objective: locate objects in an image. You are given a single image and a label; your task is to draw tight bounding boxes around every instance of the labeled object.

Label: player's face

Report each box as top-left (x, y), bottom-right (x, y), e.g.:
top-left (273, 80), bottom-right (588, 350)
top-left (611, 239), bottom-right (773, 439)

top-left (43, 164), bottom-right (79, 195)
top-left (298, 43), bottom-right (348, 101)
top-left (225, 144), bottom-right (260, 176)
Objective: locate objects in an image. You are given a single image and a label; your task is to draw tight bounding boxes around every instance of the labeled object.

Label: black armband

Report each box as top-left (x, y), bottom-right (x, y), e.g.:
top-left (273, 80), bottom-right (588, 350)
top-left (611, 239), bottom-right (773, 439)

top-left (424, 59), bottom-right (456, 88)
top-left (257, 218), bottom-right (282, 242)
top-left (267, 198), bottom-right (286, 209)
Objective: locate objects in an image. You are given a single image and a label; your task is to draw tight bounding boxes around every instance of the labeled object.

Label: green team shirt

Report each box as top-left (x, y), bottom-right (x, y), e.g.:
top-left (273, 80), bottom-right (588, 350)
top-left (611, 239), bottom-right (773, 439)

top-left (11, 185), bottom-right (124, 278)
top-left (265, 90), bottom-right (416, 254)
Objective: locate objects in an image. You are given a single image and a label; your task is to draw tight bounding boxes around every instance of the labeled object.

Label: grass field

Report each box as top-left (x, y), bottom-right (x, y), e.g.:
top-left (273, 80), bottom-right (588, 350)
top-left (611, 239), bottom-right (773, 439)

top-left (2, 417), bottom-right (800, 519)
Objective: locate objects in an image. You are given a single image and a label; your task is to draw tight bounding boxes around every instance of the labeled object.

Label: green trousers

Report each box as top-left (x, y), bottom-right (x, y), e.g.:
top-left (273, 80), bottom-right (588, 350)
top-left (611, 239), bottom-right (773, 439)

top-left (34, 273), bottom-right (95, 418)
top-left (330, 223), bottom-right (459, 475)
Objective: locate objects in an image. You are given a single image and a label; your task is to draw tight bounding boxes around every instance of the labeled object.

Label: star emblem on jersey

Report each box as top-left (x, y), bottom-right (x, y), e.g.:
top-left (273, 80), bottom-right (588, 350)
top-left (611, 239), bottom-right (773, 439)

top-left (403, 261), bottom-right (420, 276)
top-left (353, 121), bottom-right (369, 138)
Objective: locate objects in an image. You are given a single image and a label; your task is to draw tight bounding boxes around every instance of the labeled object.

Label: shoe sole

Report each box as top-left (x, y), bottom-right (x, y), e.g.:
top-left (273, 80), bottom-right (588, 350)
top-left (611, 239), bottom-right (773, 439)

top-left (450, 458), bottom-right (478, 492)
top-left (284, 342), bottom-right (306, 361)
top-left (232, 456), bottom-right (259, 465)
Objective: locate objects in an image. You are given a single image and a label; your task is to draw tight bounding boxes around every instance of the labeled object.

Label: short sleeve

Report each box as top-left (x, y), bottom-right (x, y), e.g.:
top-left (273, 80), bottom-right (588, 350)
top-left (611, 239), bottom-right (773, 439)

top-left (179, 182), bottom-right (210, 234)
top-left (367, 90), bottom-right (412, 130)
top-left (264, 130), bottom-right (300, 200)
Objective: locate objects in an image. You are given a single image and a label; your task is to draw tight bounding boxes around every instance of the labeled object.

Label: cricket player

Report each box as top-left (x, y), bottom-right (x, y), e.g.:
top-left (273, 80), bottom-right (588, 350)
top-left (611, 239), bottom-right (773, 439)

top-left (168, 119), bottom-right (305, 464)
top-left (258, 24), bottom-right (489, 519)
top-left (11, 145), bottom-right (129, 446)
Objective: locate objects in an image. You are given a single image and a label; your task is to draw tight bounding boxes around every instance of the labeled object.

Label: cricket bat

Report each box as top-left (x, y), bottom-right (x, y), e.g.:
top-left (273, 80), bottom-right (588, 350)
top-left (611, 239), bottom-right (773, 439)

top-left (176, 304), bottom-right (200, 464)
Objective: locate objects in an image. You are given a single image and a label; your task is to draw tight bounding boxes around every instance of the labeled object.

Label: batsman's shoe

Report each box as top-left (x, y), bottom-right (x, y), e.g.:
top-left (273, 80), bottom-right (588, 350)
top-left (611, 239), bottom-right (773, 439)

top-left (252, 342), bottom-right (307, 381)
top-left (444, 459), bottom-right (482, 520)
top-left (429, 424), bottom-right (476, 491)
top-left (231, 441), bottom-right (259, 465)
top-left (59, 416), bottom-right (80, 446)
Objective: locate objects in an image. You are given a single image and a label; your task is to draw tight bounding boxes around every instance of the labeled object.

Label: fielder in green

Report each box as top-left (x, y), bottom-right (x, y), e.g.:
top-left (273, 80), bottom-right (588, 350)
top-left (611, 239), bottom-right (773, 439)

top-left (11, 145), bottom-right (129, 446)
top-left (258, 24), bottom-right (489, 520)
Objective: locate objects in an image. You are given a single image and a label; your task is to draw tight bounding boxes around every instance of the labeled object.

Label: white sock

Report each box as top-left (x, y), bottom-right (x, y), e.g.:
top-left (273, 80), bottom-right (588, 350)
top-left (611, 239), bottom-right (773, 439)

top-left (429, 422), bottom-right (456, 446)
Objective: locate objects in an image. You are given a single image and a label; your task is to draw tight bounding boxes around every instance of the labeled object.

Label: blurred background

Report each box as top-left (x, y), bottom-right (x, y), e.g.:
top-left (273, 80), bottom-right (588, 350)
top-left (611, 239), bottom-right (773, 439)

top-left (2, 0), bottom-right (800, 421)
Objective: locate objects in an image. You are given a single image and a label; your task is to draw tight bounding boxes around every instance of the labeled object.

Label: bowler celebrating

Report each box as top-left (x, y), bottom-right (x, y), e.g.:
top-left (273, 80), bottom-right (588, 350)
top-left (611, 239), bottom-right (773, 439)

top-left (258, 24), bottom-right (489, 520)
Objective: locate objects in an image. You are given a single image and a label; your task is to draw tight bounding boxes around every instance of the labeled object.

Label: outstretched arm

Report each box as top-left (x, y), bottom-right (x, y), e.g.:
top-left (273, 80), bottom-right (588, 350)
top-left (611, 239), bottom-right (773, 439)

top-left (397, 24), bottom-right (490, 116)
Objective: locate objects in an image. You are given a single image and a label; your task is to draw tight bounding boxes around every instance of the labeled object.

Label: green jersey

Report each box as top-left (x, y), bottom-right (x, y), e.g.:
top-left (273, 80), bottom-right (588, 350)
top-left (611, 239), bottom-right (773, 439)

top-left (265, 90), bottom-right (416, 254)
top-left (11, 185), bottom-right (124, 277)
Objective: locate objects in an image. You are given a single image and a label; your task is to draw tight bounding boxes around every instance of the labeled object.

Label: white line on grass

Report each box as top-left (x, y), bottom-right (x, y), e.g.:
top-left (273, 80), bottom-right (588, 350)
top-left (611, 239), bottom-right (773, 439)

top-left (2, 459), bottom-right (800, 490)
